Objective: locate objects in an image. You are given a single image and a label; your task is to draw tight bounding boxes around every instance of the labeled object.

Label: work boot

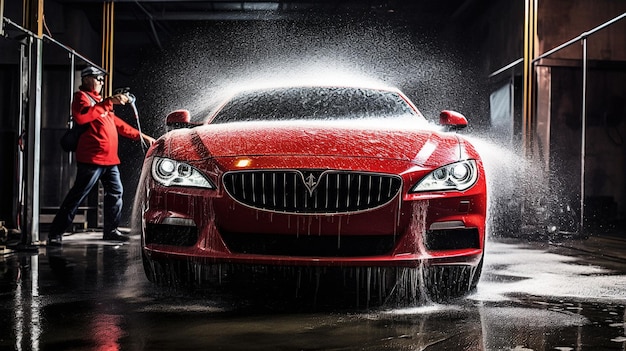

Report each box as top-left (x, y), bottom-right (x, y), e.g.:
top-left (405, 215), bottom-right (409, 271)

top-left (103, 229), bottom-right (130, 242)
top-left (47, 235), bottom-right (63, 246)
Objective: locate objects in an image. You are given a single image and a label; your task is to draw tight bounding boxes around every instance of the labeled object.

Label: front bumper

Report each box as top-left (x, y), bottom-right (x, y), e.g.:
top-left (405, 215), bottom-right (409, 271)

top-left (141, 185), bottom-right (485, 268)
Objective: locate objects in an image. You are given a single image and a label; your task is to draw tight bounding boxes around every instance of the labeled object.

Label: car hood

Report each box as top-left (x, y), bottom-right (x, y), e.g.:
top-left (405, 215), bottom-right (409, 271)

top-left (157, 121), bottom-right (462, 166)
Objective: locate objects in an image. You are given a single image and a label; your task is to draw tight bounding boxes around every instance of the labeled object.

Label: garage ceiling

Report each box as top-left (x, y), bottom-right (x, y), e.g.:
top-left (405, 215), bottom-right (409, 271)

top-left (53, 0), bottom-right (485, 50)
top-left (56, 0), bottom-right (477, 20)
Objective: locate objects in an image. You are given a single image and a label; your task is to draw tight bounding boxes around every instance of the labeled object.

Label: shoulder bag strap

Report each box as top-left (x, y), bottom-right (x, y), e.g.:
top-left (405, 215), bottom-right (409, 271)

top-left (81, 91), bottom-right (98, 107)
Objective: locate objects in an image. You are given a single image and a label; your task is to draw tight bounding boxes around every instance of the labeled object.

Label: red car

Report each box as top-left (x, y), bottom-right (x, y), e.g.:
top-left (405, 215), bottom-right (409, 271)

top-left (135, 85), bottom-right (487, 302)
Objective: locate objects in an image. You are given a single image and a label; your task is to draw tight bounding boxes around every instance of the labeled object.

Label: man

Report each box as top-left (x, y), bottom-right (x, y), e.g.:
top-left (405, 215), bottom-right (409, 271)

top-left (47, 66), bottom-right (155, 245)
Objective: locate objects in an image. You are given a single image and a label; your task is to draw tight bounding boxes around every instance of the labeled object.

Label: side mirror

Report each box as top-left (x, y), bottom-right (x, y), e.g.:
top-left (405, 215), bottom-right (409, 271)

top-left (439, 110), bottom-right (468, 131)
top-left (165, 109), bottom-right (192, 130)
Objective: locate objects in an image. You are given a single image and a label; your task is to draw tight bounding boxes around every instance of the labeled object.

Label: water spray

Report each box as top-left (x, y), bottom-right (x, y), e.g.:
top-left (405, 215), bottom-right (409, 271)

top-left (115, 87), bottom-right (148, 153)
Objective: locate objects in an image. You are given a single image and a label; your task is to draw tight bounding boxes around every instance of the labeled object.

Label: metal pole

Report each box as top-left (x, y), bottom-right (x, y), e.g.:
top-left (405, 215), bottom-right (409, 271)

top-left (580, 38), bottom-right (588, 235)
top-left (32, 37), bottom-right (43, 243)
top-left (22, 37), bottom-right (43, 245)
top-left (68, 54), bottom-right (76, 168)
top-left (17, 37), bottom-right (28, 233)
top-left (69, 55), bottom-right (75, 113)
top-left (0, 0), bottom-right (5, 36)
top-left (19, 36), bottom-right (33, 245)
top-left (42, 34), bottom-right (104, 72)
top-left (489, 58), bottom-right (524, 78)
top-left (4, 19), bottom-right (104, 71)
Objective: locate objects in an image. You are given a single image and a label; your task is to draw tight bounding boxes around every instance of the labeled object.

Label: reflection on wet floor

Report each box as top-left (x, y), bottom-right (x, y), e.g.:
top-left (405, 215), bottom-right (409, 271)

top-left (477, 240), bottom-right (626, 302)
top-left (0, 231), bottom-right (625, 350)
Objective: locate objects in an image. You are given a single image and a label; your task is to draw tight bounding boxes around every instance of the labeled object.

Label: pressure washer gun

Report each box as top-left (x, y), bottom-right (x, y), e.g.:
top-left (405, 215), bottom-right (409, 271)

top-left (113, 87), bottom-right (147, 153)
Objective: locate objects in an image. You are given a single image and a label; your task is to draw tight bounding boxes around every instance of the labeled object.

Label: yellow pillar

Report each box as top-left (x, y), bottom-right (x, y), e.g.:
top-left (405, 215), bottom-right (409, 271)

top-left (102, 1), bottom-right (115, 96)
top-left (23, 0), bottom-right (43, 36)
top-left (522, 0), bottom-right (537, 157)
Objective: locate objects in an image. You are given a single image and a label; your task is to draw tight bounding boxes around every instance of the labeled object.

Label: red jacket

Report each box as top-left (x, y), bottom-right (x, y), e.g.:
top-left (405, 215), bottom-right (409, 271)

top-left (73, 89), bottom-right (141, 166)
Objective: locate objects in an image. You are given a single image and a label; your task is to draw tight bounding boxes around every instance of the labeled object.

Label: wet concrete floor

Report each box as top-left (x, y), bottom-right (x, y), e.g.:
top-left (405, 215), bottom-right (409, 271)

top-left (1, 231), bottom-right (625, 350)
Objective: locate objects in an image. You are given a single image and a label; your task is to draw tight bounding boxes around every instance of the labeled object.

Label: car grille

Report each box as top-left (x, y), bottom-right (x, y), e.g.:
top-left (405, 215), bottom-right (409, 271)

top-left (223, 170), bottom-right (402, 214)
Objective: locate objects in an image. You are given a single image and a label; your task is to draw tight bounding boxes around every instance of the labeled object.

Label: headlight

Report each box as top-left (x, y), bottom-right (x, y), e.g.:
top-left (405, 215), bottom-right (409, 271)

top-left (411, 160), bottom-right (478, 192)
top-left (151, 157), bottom-right (215, 188)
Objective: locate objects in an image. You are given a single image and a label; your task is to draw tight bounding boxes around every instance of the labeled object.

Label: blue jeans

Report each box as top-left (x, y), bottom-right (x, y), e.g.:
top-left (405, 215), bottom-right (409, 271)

top-left (49, 163), bottom-right (123, 237)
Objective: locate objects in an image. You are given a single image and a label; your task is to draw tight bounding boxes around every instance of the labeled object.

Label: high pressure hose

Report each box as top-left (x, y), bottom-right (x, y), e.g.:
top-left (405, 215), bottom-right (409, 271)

top-left (114, 88), bottom-right (147, 153)
top-left (127, 94), bottom-right (148, 153)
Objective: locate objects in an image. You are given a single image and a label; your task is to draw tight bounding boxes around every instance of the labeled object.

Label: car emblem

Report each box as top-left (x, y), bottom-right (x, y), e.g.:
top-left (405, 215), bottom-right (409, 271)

top-left (301, 171), bottom-right (323, 196)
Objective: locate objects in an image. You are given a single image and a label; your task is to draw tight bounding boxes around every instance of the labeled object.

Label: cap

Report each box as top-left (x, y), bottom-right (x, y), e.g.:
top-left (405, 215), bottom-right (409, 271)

top-left (81, 66), bottom-right (107, 78)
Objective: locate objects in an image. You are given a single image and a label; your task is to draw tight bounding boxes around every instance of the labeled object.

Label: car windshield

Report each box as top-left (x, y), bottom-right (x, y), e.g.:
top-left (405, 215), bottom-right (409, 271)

top-left (209, 87), bottom-right (420, 124)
